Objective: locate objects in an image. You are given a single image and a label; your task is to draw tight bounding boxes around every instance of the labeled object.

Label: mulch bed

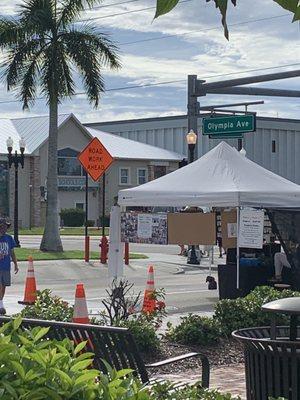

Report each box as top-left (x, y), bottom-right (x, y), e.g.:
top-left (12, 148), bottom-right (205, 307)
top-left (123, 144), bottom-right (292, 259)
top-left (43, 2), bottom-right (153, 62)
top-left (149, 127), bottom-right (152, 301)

top-left (142, 339), bottom-right (244, 375)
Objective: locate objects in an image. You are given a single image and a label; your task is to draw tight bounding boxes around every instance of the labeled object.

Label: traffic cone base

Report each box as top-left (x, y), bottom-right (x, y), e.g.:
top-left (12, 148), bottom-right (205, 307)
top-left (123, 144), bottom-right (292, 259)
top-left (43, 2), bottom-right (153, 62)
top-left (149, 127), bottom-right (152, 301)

top-left (18, 256), bottom-right (37, 305)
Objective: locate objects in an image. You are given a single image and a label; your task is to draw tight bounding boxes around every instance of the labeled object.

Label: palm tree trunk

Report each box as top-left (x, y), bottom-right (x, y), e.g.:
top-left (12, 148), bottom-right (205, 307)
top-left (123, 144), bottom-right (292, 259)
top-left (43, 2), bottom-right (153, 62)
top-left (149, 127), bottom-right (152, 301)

top-left (40, 97), bottom-right (63, 252)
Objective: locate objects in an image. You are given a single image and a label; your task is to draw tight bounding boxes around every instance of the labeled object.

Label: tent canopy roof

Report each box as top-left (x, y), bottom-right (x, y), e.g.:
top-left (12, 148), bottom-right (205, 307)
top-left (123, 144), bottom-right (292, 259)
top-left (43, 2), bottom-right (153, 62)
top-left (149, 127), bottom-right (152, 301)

top-left (118, 142), bottom-right (300, 209)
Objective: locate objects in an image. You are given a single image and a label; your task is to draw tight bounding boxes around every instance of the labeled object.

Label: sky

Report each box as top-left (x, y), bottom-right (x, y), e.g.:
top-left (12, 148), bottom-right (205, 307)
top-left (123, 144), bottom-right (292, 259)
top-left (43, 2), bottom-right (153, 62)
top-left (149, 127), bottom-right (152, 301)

top-left (0, 0), bottom-right (299, 124)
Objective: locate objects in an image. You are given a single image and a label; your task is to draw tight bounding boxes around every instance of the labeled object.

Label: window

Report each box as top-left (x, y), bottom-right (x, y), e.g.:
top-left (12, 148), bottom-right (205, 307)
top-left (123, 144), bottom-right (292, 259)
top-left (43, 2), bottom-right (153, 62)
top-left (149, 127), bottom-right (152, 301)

top-left (58, 157), bottom-right (82, 176)
top-left (272, 140), bottom-right (276, 153)
top-left (119, 168), bottom-right (130, 185)
top-left (58, 148), bottom-right (83, 176)
top-left (75, 202), bottom-right (84, 210)
top-left (137, 168), bottom-right (147, 185)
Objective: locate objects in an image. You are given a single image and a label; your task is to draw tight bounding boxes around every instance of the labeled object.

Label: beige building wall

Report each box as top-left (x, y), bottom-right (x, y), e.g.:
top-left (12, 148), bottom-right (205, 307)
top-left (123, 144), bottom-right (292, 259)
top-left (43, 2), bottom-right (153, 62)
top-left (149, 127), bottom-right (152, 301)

top-left (6, 117), bottom-right (180, 228)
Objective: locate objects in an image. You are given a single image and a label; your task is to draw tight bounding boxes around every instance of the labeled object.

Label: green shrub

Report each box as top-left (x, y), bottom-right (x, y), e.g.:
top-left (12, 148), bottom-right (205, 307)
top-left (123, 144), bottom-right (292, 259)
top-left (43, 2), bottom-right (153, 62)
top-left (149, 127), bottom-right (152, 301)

top-left (214, 286), bottom-right (300, 336)
top-left (20, 289), bottom-right (74, 322)
top-left (60, 208), bottom-right (85, 227)
top-left (98, 215), bottom-right (110, 227)
top-left (119, 315), bottom-right (160, 353)
top-left (0, 317), bottom-right (147, 400)
top-left (0, 317), bottom-right (244, 400)
top-left (166, 314), bottom-right (220, 346)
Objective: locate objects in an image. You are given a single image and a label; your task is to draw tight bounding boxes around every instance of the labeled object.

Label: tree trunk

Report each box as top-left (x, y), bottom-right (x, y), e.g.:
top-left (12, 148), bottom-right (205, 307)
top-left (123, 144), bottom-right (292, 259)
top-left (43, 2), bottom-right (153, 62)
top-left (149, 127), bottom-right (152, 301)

top-left (40, 98), bottom-right (63, 252)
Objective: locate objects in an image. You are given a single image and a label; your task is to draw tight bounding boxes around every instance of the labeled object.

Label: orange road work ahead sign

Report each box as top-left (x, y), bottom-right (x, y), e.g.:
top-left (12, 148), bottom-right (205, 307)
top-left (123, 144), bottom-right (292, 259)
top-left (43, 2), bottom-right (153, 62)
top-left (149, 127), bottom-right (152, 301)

top-left (78, 137), bottom-right (114, 181)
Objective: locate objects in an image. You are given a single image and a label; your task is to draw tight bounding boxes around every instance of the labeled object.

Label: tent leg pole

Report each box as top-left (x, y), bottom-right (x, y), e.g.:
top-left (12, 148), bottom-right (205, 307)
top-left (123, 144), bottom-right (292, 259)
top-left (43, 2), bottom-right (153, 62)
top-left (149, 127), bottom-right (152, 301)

top-left (236, 206), bottom-right (240, 290)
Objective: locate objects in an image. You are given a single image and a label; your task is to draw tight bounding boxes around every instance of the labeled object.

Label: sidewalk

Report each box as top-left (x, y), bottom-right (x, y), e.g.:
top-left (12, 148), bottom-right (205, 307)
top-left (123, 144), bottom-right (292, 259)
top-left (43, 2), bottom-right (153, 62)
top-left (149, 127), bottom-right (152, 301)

top-left (156, 364), bottom-right (246, 399)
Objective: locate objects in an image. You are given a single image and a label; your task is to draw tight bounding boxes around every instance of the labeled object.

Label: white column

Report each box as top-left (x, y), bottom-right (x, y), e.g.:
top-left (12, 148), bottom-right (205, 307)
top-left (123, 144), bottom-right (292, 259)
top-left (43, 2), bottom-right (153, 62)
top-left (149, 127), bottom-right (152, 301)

top-left (108, 205), bottom-right (124, 279)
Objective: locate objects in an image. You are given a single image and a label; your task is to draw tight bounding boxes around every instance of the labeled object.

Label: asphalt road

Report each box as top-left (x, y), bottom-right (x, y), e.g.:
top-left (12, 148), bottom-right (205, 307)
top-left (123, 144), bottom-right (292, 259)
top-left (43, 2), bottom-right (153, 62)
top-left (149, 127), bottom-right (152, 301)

top-left (20, 235), bottom-right (179, 254)
top-left (5, 236), bottom-right (220, 319)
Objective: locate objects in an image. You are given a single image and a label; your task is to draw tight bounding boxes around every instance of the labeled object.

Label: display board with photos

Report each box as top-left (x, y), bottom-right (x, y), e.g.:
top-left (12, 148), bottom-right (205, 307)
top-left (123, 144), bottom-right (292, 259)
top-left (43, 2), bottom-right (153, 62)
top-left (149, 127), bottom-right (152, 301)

top-left (121, 212), bottom-right (167, 244)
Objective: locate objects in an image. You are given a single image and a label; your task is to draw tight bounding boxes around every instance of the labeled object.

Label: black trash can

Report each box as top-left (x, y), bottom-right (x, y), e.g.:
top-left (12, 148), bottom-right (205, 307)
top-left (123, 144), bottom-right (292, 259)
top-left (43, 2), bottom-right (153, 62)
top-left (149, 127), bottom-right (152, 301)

top-left (233, 326), bottom-right (300, 400)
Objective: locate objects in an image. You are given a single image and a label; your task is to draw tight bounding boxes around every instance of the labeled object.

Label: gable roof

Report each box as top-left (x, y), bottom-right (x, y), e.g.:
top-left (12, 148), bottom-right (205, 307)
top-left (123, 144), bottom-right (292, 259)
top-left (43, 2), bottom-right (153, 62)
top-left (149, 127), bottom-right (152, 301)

top-left (86, 127), bottom-right (183, 161)
top-left (0, 113), bottom-right (183, 161)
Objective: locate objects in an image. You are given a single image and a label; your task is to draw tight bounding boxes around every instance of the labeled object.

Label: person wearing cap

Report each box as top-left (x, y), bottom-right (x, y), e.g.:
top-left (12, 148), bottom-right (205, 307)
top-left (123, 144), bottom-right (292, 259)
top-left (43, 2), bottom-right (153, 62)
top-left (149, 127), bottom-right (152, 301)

top-left (0, 218), bottom-right (19, 314)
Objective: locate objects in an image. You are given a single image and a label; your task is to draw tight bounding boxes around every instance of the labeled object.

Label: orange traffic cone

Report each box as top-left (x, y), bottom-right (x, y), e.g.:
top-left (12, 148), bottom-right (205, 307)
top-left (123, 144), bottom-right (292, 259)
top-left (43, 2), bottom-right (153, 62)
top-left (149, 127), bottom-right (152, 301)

top-left (142, 265), bottom-right (156, 314)
top-left (73, 283), bottom-right (90, 324)
top-left (18, 256), bottom-right (37, 305)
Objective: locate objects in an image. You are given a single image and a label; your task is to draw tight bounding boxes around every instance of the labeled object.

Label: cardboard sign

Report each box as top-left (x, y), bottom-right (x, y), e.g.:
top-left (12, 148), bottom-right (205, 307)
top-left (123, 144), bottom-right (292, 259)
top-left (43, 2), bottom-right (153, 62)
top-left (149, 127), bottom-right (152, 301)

top-left (168, 213), bottom-right (216, 245)
top-left (78, 137), bottom-right (114, 181)
top-left (221, 210), bottom-right (237, 249)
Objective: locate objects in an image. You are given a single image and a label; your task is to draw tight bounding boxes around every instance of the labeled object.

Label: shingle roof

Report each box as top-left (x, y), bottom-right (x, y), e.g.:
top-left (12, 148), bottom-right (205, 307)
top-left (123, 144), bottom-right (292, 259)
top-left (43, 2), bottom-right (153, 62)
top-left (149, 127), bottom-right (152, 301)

top-left (0, 113), bottom-right (183, 161)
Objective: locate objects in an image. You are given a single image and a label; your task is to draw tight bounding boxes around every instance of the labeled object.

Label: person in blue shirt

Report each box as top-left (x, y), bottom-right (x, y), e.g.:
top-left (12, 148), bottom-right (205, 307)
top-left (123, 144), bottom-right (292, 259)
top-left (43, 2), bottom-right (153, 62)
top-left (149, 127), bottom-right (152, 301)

top-left (0, 218), bottom-right (19, 315)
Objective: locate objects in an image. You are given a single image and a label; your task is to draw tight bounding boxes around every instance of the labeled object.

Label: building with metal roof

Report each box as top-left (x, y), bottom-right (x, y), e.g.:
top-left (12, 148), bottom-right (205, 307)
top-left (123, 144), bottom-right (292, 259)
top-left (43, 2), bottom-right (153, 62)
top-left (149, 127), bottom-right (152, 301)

top-left (86, 114), bottom-right (300, 186)
top-left (0, 114), bottom-right (183, 228)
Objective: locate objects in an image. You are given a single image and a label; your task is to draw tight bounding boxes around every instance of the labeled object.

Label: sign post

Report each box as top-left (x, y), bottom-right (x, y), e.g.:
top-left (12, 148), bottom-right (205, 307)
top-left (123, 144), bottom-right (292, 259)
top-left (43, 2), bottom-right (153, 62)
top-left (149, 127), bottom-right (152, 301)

top-left (78, 138), bottom-right (114, 264)
top-left (84, 171), bottom-right (89, 262)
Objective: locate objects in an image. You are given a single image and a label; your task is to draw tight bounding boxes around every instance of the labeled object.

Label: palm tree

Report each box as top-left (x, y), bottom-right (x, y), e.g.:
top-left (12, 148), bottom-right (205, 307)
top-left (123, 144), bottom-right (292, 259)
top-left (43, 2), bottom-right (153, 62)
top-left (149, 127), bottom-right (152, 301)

top-left (0, 0), bottom-right (120, 251)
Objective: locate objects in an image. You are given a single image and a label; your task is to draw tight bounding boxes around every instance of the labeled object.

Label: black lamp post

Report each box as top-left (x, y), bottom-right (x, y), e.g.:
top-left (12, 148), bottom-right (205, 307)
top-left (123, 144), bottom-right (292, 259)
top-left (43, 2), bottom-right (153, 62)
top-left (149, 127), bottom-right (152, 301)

top-left (6, 136), bottom-right (26, 248)
top-left (186, 129), bottom-right (200, 265)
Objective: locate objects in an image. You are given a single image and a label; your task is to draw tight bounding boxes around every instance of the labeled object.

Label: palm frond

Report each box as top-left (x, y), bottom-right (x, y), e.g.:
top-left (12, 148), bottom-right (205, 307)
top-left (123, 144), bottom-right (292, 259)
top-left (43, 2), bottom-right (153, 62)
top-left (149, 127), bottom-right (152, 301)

top-left (59, 0), bottom-right (102, 27)
top-left (40, 42), bottom-right (75, 103)
top-left (19, 0), bottom-right (56, 33)
top-left (20, 57), bottom-right (41, 109)
top-left (1, 38), bottom-right (45, 90)
top-left (0, 19), bottom-right (28, 49)
top-left (62, 26), bottom-right (120, 106)
top-left (63, 33), bottom-right (103, 106)
top-left (62, 25), bottom-right (121, 69)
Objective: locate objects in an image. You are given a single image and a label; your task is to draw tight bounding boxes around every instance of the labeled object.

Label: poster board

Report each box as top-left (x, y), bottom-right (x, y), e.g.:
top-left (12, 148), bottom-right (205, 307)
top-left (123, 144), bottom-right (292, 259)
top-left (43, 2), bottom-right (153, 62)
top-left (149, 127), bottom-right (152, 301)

top-left (167, 213), bottom-right (216, 245)
top-left (221, 210), bottom-right (237, 249)
top-left (239, 209), bottom-right (264, 249)
top-left (121, 212), bottom-right (167, 244)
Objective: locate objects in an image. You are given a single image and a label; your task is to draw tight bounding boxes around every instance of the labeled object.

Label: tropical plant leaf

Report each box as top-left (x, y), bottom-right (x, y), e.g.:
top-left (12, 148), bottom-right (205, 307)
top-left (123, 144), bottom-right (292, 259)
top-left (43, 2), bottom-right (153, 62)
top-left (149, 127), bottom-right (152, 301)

top-left (33, 327), bottom-right (50, 342)
top-left (154, 0), bottom-right (180, 18)
top-left (273, 0), bottom-right (300, 21)
top-left (154, 0), bottom-right (299, 38)
top-left (12, 316), bottom-right (22, 331)
top-left (74, 340), bottom-right (88, 355)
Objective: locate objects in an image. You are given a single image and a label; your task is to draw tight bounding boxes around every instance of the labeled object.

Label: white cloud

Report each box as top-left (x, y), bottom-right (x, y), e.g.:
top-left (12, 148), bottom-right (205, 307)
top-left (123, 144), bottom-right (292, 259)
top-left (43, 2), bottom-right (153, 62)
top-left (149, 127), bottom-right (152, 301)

top-left (0, 0), bottom-right (299, 121)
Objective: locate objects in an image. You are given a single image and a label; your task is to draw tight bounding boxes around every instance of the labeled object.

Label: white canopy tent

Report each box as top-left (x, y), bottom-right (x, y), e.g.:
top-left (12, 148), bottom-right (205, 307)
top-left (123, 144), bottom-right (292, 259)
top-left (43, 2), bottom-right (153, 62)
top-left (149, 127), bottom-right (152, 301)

top-left (109, 142), bottom-right (300, 282)
top-left (118, 142), bottom-right (300, 209)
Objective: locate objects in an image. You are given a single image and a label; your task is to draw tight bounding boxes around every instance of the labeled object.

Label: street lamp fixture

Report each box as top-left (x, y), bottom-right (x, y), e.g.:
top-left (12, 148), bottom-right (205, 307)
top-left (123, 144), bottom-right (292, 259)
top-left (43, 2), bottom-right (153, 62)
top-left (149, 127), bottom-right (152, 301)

top-left (186, 130), bottom-right (200, 265)
top-left (186, 129), bottom-right (197, 163)
top-left (6, 136), bottom-right (26, 247)
top-left (239, 147), bottom-right (247, 157)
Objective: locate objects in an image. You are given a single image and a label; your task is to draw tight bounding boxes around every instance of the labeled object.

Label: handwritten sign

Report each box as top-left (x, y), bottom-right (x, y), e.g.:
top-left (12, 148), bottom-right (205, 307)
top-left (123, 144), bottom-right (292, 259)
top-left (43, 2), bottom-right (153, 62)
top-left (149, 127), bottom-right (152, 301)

top-left (239, 209), bottom-right (264, 249)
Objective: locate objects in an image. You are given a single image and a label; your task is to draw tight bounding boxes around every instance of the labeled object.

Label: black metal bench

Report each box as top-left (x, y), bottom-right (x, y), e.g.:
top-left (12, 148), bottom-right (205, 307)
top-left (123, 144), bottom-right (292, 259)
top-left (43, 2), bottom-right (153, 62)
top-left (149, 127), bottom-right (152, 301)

top-left (0, 316), bottom-right (210, 387)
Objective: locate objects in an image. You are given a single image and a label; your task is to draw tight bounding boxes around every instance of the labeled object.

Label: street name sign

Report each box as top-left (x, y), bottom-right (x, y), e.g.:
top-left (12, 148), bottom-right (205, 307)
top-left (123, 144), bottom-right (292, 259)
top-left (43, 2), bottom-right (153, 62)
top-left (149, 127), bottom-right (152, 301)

top-left (203, 115), bottom-right (256, 136)
top-left (78, 137), bottom-right (114, 181)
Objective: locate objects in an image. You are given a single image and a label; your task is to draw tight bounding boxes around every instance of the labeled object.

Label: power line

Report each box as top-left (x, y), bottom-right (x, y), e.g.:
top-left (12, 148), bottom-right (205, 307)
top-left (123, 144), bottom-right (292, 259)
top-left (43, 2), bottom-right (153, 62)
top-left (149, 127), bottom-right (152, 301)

top-left (91, 0), bottom-right (142, 10)
top-left (120, 14), bottom-right (290, 46)
top-left (0, 63), bottom-right (299, 106)
top-left (79, 0), bottom-right (193, 22)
